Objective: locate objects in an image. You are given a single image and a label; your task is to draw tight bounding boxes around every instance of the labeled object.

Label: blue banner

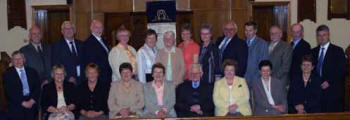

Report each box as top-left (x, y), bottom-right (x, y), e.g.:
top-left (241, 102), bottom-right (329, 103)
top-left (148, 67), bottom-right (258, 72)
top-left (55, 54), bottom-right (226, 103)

top-left (146, 1), bottom-right (176, 23)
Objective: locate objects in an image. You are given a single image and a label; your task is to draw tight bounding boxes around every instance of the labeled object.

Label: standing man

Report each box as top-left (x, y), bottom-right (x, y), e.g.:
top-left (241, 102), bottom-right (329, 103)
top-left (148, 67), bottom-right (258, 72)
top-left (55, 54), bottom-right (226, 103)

top-left (175, 64), bottom-right (214, 117)
top-left (3, 51), bottom-right (40, 120)
top-left (290, 23), bottom-right (311, 76)
top-left (52, 21), bottom-right (83, 85)
top-left (20, 25), bottom-right (51, 87)
top-left (243, 21), bottom-right (269, 85)
top-left (82, 19), bottom-right (112, 83)
top-left (216, 21), bottom-right (248, 77)
top-left (312, 25), bottom-right (346, 112)
top-left (268, 25), bottom-right (292, 87)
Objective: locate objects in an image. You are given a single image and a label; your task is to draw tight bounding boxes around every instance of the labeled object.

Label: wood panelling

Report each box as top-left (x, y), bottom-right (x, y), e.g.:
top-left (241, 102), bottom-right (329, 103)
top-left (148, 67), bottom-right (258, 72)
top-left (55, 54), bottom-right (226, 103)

top-left (74, 0), bottom-right (250, 43)
top-left (93, 0), bottom-right (133, 12)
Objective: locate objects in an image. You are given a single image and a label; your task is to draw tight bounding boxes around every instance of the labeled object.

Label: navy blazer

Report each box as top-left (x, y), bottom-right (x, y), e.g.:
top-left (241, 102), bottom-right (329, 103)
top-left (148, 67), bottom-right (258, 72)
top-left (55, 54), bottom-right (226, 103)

top-left (52, 39), bottom-right (84, 81)
top-left (288, 72), bottom-right (322, 113)
top-left (216, 35), bottom-right (248, 77)
top-left (312, 43), bottom-right (346, 112)
top-left (175, 80), bottom-right (214, 117)
top-left (290, 39), bottom-right (311, 76)
top-left (3, 67), bottom-right (40, 119)
top-left (82, 35), bottom-right (112, 83)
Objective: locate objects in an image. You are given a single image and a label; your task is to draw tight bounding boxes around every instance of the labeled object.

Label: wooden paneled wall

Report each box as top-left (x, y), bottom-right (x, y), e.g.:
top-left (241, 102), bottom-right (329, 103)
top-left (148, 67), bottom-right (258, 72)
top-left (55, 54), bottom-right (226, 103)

top-left (73, 0), bottom-right (249, 42)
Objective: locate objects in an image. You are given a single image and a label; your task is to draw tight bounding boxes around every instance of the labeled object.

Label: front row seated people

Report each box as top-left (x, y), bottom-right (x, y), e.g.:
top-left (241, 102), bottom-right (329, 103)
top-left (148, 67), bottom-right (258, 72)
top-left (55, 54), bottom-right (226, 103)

top-left (251, 60), bottom-right (287, 115)
top-left (213, 59), bottom-right (252, 116)
top-left (41, 64), bottom-right (77, 120)
top-left (108, 62), bottom-right (144, 119)
top-left (175, 63), bottom-right (215, 117)
top-left (143, 63), bottom-right (177, 118)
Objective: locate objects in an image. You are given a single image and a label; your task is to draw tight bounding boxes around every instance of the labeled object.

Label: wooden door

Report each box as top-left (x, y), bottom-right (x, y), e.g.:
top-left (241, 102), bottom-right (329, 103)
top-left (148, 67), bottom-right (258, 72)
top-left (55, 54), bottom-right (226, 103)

top-left (33, 6), bottom-right (70, 45)
top-left (251, 2), bottom-right (290, 42)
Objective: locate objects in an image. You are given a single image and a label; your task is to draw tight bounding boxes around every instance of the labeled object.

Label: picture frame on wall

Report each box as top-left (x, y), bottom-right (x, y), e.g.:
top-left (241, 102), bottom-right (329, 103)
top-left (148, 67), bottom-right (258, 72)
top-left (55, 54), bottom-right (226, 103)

top-left (328, 0), bottom-right (350, 20)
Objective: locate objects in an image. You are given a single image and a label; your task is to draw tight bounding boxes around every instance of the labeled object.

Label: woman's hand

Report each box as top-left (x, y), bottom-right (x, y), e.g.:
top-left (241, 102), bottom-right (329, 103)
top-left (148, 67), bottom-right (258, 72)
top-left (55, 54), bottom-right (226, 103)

top-left (48, 106), bottom-right (59, 113)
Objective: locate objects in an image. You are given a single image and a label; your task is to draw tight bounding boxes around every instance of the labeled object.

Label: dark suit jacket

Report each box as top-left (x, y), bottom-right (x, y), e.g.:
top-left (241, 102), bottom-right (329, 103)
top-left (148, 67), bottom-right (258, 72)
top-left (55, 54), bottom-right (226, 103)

top-left (52, 39), bottom-right (84, 82)
top-left (251, 77), bottom-right (287, 115)
top-left (41, 81), bottom-right (77, 115)
top-left (82, 35), bottom-right (112, 83)
top-left (216, 35), bottom-right (248, 77)
top-left (269, 41), bottom-right (292, 86)
top-left (175, 80), bottom-right (214, 117)
top-left (20, 43), bottom-right (51, 82)
top-left (290, 39), bottom-right (311, 76)
top-left (312, 43), bottom-right (346, 112)
top-left (3, 67), bottom-right (40, 120)
top-left (288, 72), bottom-right (322, 113)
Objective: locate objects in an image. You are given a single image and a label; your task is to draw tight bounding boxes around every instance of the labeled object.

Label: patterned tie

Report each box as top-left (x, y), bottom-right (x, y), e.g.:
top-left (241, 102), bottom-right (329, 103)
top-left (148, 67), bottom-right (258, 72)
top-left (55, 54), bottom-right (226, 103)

top-left (220, 38), bottom-right (229, 54)
top-left (317, 47), bottom-right (325, 76)
top-left (70, 41), bottom-right (78, 56)
top-left (20, 69), bottom-right (30, 96)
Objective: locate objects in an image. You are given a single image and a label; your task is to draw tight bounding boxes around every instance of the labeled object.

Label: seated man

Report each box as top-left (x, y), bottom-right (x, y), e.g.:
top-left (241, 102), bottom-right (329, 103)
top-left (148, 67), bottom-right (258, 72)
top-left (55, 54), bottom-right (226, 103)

top-left (175, 64), bottom-right (214, 117)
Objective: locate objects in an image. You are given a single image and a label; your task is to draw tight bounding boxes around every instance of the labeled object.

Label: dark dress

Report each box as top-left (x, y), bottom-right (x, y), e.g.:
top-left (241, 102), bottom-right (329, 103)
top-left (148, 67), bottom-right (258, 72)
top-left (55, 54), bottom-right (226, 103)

top-left (199, 41), bottom-right (221, 85)
top-left (77, 80), bottom-right (110, 116)
top-left (175, 80), bottom-right (215, 117)
top-left (288, 72), bottom-right (322, 113)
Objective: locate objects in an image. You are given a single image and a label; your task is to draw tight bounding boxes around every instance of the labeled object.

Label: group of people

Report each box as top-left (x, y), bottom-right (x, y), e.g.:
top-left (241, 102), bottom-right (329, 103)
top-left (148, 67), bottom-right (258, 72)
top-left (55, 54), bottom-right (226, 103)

top-left (2, 19), bottom-right (347, 120)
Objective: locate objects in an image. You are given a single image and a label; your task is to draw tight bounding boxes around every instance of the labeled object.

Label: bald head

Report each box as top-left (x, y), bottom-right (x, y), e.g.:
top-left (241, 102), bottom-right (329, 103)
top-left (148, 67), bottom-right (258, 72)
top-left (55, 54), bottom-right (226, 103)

top-left (269, 25), bottom-right (283, 42)
top-left (90, 19), bottom-right (104, 37)
top-left (29, 25), bottom-right (42, 44)
top-left (291, 23), bottom-right (304, 41)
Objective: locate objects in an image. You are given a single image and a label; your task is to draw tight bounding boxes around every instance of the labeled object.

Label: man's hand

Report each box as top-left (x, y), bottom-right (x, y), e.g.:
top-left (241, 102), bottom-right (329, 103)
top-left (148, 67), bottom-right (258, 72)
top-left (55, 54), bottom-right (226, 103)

top-left (295, 104), bottom-right (305, 114)
top-left (321, 81), bottom-right (329, 89)
top-left (69, 77), bottom-right (77, 85)
top-left (190, 105), bottom-right (202, 114)
top-left (22, 99), bottom-right (35, 109)
top-left (272, 105), bottom-right (285, 113)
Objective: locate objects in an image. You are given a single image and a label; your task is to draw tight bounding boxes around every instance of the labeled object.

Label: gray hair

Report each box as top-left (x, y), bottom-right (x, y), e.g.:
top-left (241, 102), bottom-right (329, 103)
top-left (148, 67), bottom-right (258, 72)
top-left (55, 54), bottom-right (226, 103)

top-left (61, 21), bottom-right (76, 32)
top-left (189, 63), bottom-right (203, 74)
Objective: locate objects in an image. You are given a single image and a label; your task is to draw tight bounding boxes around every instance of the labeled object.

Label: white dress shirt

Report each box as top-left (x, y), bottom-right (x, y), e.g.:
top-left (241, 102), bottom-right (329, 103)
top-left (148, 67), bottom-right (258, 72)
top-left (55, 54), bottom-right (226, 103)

top-left (261, 77), bottom-right (275, 105)
top-left (137, 44), bottom-right (158, 83)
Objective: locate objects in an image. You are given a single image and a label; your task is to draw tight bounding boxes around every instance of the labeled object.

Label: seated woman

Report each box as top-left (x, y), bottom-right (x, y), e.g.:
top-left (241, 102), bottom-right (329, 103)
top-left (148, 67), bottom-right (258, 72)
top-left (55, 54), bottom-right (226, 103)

top-left (143, 63), bottom-right (176, 118)
top-left (78, 63), bottom-right (109, 119)
top-left (41, 64), bottom-right (77, 120)
top-left (108, 62), bottom-right (144, 119)
top-left (213, 59), bottom-right (251, 116)
top-left (251, 60), bottom-right (287, 115)
top-left (289, 55), bottom-right (322, 113)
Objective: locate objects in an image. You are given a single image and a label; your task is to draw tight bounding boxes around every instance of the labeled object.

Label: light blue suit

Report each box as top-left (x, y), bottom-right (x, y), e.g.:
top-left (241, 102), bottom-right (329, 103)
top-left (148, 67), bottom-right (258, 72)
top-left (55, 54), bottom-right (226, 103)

top-left (244, 36), bottom-right (269, 86)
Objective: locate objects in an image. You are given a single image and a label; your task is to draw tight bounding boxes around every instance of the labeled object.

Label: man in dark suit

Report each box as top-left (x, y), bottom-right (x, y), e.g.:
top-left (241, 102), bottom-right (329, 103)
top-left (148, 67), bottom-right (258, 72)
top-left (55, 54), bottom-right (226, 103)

top-left (52, 21), bottom-right (83, 85)
top-left (312, 25), bottom-right (347, 112)
top-left (243, 21), bottom-right (269, 85)
top-left (290, 23), bottom-right (311, 76)
top-left (216, 21), bottom-right (248, 77)
top-left (268, 25), bottom-right (292, 87)
top-left (82, 19), bottom-right (112, 83)
top-left (175, 64), bottom-right (214, 117)
top-left (3, 51), bottom-right (40, 120)
top-left (19, 25), bottom-right (51, 87)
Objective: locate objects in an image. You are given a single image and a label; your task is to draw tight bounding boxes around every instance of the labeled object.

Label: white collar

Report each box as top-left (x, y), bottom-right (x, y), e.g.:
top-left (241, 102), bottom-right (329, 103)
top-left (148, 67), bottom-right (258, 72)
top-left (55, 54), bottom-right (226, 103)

top-left (15, 67), bottom-right (25, 73)
top-left (92, 33), bottom-right (102, 41)
top-left (65, 39), bottom-right (75, 44)
top-left (320, 42), bottom-right (330, 49)
top-left (164, 46), bottom-right (175, 53)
